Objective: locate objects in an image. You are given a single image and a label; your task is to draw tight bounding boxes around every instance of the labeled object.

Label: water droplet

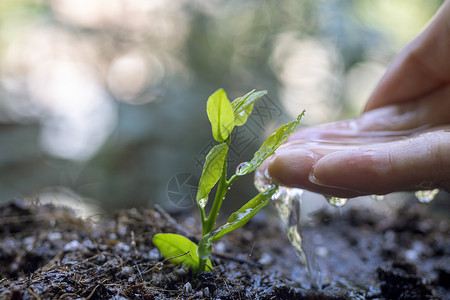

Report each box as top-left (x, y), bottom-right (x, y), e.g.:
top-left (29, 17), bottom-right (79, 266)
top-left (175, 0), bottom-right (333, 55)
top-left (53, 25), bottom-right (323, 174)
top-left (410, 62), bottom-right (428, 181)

top-left (371, 194), bottom-right (385, 201)
top-left (325, 196), bottom-right (348, 208)
top-left (253, 171), bottom-right (272, 193)
top-left (415, 189), bottom-right (439, 203)
top-left (198, 197), bottom-right (208, 208)
top-left (236, 162), bottom-right (251, 176)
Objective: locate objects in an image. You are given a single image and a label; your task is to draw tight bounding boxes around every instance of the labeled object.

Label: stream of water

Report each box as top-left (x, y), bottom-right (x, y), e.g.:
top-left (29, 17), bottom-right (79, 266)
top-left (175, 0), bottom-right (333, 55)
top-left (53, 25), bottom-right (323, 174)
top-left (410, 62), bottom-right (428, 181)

top-left (252, 127), bottom-right (441, 289)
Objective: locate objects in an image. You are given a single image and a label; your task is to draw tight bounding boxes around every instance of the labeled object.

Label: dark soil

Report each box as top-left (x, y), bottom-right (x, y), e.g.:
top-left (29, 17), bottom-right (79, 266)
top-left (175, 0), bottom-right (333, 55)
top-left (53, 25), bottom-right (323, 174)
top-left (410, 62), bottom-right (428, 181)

top-left (0, 196), bottom-right (449, 299)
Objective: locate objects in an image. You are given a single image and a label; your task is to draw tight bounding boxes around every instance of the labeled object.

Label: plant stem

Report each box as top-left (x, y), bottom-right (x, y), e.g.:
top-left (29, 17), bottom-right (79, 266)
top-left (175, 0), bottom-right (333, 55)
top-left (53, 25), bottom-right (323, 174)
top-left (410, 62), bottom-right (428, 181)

top-left (199, 204), bottom-right (206, 224)
top-left (227, 174), bottom-right (239, 186)
top-left (198, 259), bottom-right (206, 274)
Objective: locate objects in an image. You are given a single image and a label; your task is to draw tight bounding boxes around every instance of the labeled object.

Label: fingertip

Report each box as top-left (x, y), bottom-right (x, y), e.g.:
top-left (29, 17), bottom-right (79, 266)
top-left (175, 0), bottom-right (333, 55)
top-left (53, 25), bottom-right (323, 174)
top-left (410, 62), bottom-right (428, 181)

top-left (268, 147), bottom-right (321, 187)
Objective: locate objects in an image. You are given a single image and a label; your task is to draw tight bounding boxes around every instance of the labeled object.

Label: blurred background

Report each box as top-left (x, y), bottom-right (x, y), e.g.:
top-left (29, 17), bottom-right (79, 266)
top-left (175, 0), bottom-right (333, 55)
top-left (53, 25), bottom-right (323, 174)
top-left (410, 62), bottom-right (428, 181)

top-left (0, 0), bottom-right (445, 214)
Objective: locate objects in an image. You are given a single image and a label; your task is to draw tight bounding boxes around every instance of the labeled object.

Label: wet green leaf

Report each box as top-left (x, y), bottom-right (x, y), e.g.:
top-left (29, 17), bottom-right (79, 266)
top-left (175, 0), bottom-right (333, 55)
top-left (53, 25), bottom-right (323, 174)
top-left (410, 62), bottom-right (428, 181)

top-left (152, 233), bottom-right (212, 272)
top-left (210, 185), bottom-right (277, 242)
top-left (207, 89), bottom-right (235, 142)
top-left (231, 90), bottom-right (267, 126)
top-left (196, 143), bottom-right (228, 204)
top-left (235, 110), bottom-right (305, 176)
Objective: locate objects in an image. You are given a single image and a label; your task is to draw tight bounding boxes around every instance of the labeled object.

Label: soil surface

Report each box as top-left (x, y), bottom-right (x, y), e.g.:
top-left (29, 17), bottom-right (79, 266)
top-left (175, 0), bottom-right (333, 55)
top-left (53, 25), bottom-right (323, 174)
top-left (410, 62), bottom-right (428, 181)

top-left (0, 197), bottom-right (449, 299)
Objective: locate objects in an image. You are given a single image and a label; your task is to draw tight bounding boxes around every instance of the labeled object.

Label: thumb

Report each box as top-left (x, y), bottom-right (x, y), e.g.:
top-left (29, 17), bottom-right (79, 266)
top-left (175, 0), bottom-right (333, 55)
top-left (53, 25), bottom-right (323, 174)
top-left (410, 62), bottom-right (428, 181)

top-left (311, 129), bottom-right (450, 195)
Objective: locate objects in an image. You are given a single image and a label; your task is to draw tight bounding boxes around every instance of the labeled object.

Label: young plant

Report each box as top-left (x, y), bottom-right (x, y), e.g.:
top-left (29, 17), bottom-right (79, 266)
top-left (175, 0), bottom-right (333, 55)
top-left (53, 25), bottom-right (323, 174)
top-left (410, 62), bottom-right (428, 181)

top-left (153, 89), bottom-right (304, 273)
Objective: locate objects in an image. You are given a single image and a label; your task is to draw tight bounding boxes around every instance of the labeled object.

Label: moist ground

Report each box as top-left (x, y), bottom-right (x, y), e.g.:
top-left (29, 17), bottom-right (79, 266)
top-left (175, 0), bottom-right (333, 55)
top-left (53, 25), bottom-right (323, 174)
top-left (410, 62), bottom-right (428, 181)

top-left (0, 197), bottom-right (449, 299)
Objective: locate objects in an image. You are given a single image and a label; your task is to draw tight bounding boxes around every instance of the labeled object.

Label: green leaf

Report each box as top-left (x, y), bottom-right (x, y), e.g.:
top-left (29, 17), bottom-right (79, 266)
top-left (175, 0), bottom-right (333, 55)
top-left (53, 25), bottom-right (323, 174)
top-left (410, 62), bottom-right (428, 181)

top-left (231, 90), bottom-right (267, 126)
top-left (152, 233), bottom-right (212, 272)
top-left (196, 143), bottom-right (228, 204)
top-left (236, 110), bottom-right (305, 176)
top-left (207, 89), bottom-right (235, 142)
top-left (210, 185), bottom-right (278, 242)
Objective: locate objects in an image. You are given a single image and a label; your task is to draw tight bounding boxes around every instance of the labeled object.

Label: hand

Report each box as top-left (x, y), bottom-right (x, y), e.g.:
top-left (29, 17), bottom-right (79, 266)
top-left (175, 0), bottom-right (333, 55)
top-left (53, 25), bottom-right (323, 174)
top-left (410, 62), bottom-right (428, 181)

top-left (258, 1), bottom-right (450, 198)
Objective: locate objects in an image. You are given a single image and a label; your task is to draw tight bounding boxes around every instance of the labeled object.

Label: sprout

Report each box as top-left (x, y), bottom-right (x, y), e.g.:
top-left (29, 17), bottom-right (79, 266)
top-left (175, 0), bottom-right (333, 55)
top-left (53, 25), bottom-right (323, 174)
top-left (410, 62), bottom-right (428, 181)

top-left (153, 88), bottom-right (305, 273)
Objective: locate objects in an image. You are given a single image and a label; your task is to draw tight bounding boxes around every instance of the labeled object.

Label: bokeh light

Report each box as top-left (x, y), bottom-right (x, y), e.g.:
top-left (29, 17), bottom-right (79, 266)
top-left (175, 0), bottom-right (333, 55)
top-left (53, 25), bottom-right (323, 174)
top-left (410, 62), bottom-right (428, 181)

top-left (0, 0), bottom-right (443, 211)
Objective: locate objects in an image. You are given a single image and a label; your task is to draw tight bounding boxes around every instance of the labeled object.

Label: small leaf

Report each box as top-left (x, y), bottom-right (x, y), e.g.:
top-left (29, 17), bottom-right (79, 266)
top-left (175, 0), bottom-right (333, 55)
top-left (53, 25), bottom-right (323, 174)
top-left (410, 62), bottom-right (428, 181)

top-left (231, 90), bottom-right (267, 126)
top-left (152, 233), bottom-right (212, 272)
top-left (236, 110), bottom-right (305, 176)
top-left (196, 143), bottom-right (228, 204)
top-left (210, 185), bottom-right (277, 242)
top-left (207, 89), bottom-right (235, 142)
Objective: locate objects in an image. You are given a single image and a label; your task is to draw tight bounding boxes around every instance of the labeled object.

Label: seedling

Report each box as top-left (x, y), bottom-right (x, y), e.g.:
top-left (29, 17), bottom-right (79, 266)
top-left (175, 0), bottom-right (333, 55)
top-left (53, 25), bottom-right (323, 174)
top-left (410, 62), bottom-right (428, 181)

top-left (153, 89), bottom-right (304, 273)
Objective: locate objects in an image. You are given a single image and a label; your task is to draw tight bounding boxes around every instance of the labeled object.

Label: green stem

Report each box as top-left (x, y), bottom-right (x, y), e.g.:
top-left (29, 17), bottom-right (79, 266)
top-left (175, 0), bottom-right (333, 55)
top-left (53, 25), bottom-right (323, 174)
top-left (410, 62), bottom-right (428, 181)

top-left (227, 174), bottom-right (239, 186)
top-left (197, 234), bottom-right (212, 273)
top-left (199, 205), bottom-right (206, 224)
top-left (198, 259), bottom-right (206, 273)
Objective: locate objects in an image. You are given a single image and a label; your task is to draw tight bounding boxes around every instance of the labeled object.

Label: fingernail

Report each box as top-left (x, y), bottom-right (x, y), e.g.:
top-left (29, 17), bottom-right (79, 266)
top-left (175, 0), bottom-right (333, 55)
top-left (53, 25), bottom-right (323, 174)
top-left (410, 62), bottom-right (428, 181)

top-left (308, 170), bottom-right (321, 186)
top-left (268, 147), bottom-right (321, 187)
top-left (309, 149), bottom-right (381, 193)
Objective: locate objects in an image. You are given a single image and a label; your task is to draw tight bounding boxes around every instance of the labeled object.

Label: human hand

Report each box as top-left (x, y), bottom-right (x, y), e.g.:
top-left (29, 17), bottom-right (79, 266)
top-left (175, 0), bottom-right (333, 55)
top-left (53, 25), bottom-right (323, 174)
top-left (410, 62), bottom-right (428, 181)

top-left (258, 1), bottom-right (450, 198)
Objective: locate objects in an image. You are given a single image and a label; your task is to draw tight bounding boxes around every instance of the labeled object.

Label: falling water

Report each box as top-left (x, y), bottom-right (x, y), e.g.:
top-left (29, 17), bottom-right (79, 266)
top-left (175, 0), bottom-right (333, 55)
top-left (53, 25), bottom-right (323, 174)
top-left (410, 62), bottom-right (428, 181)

top-left (325, 196), bottom-right (348, 208)
top-left (254, 171), bottom-right (322, 289)
top-left (415, 189), bottom-right (439, 203)
top-left (371, 195), bottom-right (385, 201)
top-left (254, 170), bottom-right (440, 291)
top-left (251, 125), bottom-right (441, 289)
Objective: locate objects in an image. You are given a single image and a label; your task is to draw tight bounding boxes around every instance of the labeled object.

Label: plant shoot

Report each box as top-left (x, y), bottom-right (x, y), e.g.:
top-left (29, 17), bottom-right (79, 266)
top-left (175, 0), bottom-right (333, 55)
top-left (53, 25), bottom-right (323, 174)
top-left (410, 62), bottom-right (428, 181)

top-left (153, 89), bottom-right (304, 273)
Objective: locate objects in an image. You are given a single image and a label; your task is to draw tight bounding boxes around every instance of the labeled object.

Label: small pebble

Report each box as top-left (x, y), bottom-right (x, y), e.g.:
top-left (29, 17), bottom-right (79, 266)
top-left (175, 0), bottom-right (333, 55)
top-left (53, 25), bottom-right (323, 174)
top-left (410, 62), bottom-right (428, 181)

top-left (175, 266), bottom-right (189, 276)
top-left (115, 242), bottom-right (131, 252)
top-left (24, 236), bottom-right (36, 252)
top-left (96, 253), bottom-right (107, 263)
top-left (258, 252), bottom-right (273, 265)
top-left (110, 296), bottom-right (128, 300)
top-left (316, 246), bottom-right (328, 257)
top-left (48, 232), bottom-right (62, 241)
top-left (204, 287), bottom-right (210, 297)
top-left (119, 266), bottom-right (135, 279)
top-left (242, 231), bottom-right (254, 241)
top-left (64, 240), bottom-right (83, 252)
top-left (215, 242), bottom-right (226, 253)
top-left (404, 241), bottom-right (425, 262)
top-left (404, 249), bottom-right (419, 262)
top-left (10, 263), bottom-right (19, 272)
top-left (184, 217), bottom-right (196, 227)
top-left (151, 273), bottom-right (163, 284)
top-left (148, 248), bottom-right (161, 260)
top-left (183, 282), bottom-right (192, 294)
top-left (117, 225), bottom-right (128, 237)
top-left (82, 239), bottom-right (95, 249)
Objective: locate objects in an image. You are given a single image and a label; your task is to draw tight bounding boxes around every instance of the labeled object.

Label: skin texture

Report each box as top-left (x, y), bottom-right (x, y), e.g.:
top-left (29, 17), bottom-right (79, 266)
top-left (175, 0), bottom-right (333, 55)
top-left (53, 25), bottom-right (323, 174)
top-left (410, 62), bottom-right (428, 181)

top-left (259, 0), bottom-right (450, 197)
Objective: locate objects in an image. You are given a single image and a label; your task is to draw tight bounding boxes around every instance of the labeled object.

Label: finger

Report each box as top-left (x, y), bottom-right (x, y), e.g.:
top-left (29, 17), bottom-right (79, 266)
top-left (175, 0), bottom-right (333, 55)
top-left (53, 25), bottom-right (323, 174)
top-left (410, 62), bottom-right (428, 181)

top-left (265, 146), bottom-right (366, 198)
top-left (365, 0), bottom-right (450, 111)
top-left (311, 129), bottom-right (450, 195)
